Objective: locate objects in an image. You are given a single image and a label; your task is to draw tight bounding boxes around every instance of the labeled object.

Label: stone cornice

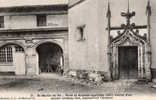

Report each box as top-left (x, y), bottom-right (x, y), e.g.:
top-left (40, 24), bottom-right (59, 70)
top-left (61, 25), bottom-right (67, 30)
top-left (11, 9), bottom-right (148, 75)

top-left (0, 4), bottom-right (68, 13)
top-left (0, 11), bottom-right (67, 16)
top-left (0, 27), bottom-right (68, 33)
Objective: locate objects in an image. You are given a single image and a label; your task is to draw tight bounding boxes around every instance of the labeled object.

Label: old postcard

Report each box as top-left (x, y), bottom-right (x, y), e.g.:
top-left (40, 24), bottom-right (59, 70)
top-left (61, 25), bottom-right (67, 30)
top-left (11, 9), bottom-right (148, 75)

top-left (0, 0), bottom-right (155, 100)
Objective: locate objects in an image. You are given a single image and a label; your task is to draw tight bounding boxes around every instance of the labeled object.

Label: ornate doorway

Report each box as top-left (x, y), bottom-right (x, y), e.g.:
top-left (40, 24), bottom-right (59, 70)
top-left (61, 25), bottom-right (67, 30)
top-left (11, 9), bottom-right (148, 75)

top-left (110, 30), bottom-right (149, 80)
top-left (118, 46), bottom-right (138, 79)
top-left (106, 1), bottom-right (152, 81)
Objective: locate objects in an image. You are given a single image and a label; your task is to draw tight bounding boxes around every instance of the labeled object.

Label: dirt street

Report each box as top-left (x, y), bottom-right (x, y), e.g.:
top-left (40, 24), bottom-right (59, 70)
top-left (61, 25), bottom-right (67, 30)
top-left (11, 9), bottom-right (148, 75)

top-left (0, 74), bottom-right (156, 97)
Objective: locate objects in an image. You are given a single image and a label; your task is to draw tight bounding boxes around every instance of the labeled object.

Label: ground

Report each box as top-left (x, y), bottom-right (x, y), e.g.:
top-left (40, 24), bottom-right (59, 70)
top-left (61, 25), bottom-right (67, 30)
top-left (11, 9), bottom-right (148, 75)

top-left (0, 74), bottom-right (156, 99)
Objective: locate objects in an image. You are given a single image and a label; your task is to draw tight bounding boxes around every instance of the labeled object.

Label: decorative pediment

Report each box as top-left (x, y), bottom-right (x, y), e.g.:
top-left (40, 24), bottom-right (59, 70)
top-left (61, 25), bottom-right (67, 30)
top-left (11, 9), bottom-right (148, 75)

top-left (106, 0), bottom-right (149, 47)
top-left (111, 30), bottom-right (146, 46)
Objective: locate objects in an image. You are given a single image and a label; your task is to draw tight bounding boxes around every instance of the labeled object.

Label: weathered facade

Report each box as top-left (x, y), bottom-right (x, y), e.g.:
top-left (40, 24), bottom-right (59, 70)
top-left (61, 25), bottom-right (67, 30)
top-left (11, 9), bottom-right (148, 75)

top-left (0, 3), bottom-right (68, 75)
top-left (68, 0), bottom-right (156, 81)
top-left (1, 0), bottom-right (156, 82)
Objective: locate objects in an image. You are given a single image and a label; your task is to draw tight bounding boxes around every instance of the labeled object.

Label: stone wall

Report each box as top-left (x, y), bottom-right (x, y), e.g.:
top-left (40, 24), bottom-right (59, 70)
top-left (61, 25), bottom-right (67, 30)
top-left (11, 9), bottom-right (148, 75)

top-left (4, 14), bottom-right (68, 29)
top-left (151, 0), bottom-right (156, 71)
top-left (0, 31), bottom-right (68, 75)
top-left (68, 0), bottom-right (154, 80)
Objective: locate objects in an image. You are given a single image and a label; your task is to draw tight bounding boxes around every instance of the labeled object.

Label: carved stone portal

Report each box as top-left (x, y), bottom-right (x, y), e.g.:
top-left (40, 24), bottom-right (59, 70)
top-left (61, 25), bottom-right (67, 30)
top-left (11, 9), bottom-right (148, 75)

top-left (110, 30), bottom-right (151, 80)
top-left (107, 1), bottom-right (152, 81)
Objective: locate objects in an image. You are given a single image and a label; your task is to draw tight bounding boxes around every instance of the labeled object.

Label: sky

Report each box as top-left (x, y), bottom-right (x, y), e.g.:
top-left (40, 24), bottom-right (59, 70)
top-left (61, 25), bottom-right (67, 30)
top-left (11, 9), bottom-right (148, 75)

top-left (0, 0), bottom-right (68, 7)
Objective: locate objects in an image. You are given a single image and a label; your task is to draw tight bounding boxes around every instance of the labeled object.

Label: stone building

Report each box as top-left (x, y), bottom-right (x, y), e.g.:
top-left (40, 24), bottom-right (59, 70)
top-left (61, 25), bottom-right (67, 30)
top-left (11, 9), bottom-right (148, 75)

top-left (1, 0), bottom-right (156, 82)
top-left (0, 1), bottom-right (68, 75)
top-left (68, 0), bottom-right (156, 81)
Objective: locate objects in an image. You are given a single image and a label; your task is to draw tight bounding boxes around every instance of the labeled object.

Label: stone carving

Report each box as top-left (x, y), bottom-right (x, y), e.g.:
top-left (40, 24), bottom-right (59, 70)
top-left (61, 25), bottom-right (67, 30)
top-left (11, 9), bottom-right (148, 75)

top-left (106, 1), bottom-right (151, 81)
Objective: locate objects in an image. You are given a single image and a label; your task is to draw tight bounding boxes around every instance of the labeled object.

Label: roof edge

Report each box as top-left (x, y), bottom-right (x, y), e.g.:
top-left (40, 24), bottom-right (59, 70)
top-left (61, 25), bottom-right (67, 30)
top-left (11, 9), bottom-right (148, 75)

top-left (0, 4), bottom-right (68, 13)
top-left (0, 4), bottom-right (68, 9)
top-left (68, 0), bottom-right (85, 9)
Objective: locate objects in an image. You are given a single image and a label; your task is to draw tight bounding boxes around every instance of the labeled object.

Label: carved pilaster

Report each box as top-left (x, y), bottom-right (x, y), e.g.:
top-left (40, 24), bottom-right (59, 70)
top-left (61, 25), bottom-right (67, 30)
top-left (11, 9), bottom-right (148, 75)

top-left (145, 44), bottom-right (152, 81)
top-left (24, 38), bottom-right (38, 75)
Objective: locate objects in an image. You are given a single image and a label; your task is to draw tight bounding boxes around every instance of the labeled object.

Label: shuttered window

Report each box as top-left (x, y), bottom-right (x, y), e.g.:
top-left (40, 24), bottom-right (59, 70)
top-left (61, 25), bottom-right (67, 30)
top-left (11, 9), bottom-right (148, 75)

top-left (0, 16), bottom-right (4, 28)
top-left (37, 15), bottom-right (47, 26)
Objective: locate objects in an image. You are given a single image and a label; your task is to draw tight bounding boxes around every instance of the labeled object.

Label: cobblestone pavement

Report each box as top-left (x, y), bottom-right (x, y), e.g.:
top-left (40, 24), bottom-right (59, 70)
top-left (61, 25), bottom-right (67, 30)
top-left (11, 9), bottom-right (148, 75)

top-left (0, 74), bottom-right (156, 97)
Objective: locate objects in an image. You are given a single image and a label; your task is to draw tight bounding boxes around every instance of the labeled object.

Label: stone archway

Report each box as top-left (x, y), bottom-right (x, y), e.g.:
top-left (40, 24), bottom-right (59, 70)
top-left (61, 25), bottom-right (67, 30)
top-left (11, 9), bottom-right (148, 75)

top-left (36, 42), bottom-right (64, 74)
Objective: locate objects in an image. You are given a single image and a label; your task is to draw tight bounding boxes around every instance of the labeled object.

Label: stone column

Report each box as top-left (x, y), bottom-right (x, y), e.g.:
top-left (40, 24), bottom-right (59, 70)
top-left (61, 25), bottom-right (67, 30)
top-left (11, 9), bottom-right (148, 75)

top-left (145, 44), bottom-right (152, 81)
top-left (115, 46), bottom-right (119, 79)
top-left (63, 37), bottom-right (69, 75)
top-left (25, 45), bottom-right (38, 75)
top-left (112, 46), bottom-right (118, 80)
top-left (140, 45), bottom-right (144, 78)
top-left (138, 46), bottom-right (142, 79)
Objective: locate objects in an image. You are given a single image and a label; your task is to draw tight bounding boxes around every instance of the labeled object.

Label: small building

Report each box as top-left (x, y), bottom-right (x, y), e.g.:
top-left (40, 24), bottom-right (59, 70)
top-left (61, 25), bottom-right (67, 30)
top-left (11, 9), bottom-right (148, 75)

top-left (0, 2), bottom-right (69, 75)
top-left (68, 0), bottom-right (156, 81)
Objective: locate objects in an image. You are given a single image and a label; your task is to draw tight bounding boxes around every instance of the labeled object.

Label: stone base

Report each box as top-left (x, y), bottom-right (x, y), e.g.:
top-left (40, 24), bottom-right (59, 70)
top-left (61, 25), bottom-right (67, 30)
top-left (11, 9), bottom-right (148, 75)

top-left (66, 69), bottom-right (110, 83)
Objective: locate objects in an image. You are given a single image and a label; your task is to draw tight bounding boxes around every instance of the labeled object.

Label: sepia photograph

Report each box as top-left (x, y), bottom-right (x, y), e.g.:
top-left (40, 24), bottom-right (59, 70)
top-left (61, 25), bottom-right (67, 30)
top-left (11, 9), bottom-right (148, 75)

top-left (0, 0), bottom-right (155, 99)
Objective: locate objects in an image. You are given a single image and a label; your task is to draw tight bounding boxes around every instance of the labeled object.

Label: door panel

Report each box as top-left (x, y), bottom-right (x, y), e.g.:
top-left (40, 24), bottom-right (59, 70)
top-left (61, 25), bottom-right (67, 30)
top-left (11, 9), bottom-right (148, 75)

top-left (119, 46), bottom-right (138, 79)
top-left (15, 52), bottom-right (25, 75)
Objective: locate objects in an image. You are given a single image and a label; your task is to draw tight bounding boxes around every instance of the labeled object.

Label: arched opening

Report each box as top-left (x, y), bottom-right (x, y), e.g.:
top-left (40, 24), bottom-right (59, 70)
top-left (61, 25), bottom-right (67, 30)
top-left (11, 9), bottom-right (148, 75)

top-left (0, 43), bottom-right (25, 75)
top-left (36, 42), bottom-right (64, 74)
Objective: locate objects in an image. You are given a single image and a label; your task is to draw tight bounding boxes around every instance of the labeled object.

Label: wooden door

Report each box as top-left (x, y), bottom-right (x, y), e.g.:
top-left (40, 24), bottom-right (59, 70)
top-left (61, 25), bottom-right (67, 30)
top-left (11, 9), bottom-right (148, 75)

top-left (118, 46), bottom-right (138, 79)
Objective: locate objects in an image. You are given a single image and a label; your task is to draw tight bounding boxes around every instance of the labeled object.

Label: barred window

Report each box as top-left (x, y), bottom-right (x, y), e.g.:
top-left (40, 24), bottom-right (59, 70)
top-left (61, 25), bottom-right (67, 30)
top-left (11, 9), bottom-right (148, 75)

top-left (0, 46), bottom-right (13, 63)
top-left (15, 46), bottom-right (24, 52)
